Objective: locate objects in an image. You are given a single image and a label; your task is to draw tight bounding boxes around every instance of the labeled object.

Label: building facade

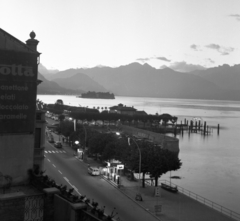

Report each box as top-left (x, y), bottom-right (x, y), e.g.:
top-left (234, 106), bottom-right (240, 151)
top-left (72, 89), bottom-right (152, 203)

top-left (0, 28), bottom-right (41, 185)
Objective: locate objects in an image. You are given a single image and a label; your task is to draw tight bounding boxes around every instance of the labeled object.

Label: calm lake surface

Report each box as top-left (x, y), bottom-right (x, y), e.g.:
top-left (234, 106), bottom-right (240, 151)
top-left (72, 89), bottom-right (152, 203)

top-left (38, 95), bottom-right (240, 213)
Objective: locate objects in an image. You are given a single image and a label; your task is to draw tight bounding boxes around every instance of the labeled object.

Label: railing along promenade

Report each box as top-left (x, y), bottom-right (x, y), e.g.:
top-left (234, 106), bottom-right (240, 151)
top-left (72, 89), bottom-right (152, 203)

top-left (158, 180), bottom-right (240, 221)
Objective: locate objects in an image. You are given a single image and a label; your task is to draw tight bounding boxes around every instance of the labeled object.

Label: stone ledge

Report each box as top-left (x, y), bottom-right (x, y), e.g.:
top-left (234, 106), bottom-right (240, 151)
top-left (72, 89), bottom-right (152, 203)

top-left (43, 187), bottom-right (60, 195)
top-left (71, 202), bottom-right (87, 210)
top-left (0, 192), bottom-right (25, 200)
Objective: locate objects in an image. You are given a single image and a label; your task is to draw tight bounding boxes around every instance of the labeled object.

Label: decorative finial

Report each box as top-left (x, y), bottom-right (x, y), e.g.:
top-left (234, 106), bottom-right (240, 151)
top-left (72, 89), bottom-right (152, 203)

top-left (30, 31), bottom-right (36, 39)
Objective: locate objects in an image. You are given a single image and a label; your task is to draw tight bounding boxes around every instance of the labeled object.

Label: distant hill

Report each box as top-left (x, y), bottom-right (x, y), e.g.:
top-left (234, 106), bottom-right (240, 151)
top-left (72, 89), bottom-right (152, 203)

top-left (40, 62), bottom-right (240, 101)
top-left (53, 73), bottom-right (108, 92)
top-left (38, 63), bottom-right (59, 75)
top-left (43, 68), bottom-right (82, 81)
top-left (191, 64), bottom-right (240, 90)
top-left (37, 72), bottom-right (82, 94)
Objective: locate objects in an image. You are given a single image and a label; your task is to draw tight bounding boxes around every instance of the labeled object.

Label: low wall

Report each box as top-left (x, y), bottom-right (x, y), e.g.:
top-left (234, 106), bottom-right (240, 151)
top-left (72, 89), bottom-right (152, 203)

top-left (0, 191), bottom-right (44, 221)
top-left (118, 125), bottom-right (179, 154)
top-left (0, 192), bottom-right (25, 221)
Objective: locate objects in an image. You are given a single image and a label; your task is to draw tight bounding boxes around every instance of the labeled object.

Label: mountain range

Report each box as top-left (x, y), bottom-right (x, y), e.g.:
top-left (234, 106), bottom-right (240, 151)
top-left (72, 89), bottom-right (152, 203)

top-left (38, 63), bottom-right (240, 101)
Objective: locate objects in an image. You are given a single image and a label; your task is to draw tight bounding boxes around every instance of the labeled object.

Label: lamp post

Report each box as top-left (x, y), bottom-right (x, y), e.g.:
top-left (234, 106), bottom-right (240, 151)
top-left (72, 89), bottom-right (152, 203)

top-left (72, 118), bottom-right (87, 161)
top-left (128, 136), bottom-right (142, 201)
top-left (82, 124), bottom-right (87, 162)
top-left (128, 137), bottom-right (141, 181)
top-left (116, 132), bottom-right (142, 201)
top-left (74, 140), bottom-right (80, 157)
top-left (58, 121), bottom-right (61, 141)
top-left (82, 124), bottom-right (87, 149)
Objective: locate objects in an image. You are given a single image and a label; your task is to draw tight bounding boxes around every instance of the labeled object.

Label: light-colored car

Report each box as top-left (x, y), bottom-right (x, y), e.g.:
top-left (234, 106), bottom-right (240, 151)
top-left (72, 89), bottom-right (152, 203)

top-left (88, 167), bottom-right (100, 176)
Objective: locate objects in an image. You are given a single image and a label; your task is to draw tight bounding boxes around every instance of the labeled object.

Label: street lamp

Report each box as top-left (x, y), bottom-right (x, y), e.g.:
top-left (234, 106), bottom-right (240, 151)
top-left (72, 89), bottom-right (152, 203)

top-left (128, 137), bottom-right (141, 181)
top-left (58, 121), bottom-right (61, 141)
top-left (72, 119), bottom-right (87, 162)
top-left (82, 124), bottom-right (87, 150)
top-left (116, 132), bottom-right (142, 201)
top-left (82, 124), bottom-right (87, 162)
top-left (128, 136), bottom-right (142, 201)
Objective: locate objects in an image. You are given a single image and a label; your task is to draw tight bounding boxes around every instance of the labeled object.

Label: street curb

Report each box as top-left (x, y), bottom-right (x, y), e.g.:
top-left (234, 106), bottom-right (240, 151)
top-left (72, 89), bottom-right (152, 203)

top-left (101, 176), bottom-right (161, 221)
top-left (74, 156), bottom-right (161, 220)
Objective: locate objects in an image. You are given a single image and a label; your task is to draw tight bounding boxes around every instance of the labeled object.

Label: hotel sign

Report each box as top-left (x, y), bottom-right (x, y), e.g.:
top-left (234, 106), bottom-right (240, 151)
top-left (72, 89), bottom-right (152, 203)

top-left (0, 50), bottom-right (38, 134)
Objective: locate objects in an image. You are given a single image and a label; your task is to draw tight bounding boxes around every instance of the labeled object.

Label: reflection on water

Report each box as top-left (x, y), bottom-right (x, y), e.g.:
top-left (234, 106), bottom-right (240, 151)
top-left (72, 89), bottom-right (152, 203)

top-left (38, 95), bottom-right (240, 213)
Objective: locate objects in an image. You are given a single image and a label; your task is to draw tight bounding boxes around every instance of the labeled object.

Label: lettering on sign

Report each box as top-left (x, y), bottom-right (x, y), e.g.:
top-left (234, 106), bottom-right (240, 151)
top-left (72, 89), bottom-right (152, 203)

top-left (155, 186), bottom-right (161, 197)
top-left (0, 64), bottom-right (34, 77)
top-left (117, 164), bottom-right (124, 170)
top-left (0, 49), bottom-right (38, 134)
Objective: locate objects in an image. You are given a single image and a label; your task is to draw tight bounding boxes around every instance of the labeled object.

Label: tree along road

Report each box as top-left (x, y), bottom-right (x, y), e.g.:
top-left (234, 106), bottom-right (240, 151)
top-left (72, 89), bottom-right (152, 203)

top-left (44, 137), bottom-right (158, 221)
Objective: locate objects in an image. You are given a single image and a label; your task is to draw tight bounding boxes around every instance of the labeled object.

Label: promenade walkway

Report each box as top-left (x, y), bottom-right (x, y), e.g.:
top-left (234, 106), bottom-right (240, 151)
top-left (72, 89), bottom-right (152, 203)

top-left (86, 157), bottom-right (238, 221)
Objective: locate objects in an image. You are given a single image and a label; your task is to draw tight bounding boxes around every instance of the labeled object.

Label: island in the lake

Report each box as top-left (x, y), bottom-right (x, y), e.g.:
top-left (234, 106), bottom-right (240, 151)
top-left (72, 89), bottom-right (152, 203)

top-left (77, 91), bottom-right (115, 99)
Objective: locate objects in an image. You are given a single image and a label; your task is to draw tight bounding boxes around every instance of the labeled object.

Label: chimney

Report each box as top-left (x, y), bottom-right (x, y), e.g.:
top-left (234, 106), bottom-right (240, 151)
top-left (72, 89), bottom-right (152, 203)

top-left (26, 31), bottom-right (39, 51)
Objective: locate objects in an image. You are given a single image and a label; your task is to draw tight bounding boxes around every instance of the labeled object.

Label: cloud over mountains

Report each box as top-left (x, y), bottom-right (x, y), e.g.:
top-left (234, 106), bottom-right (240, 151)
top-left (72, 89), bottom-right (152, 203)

top-left (190, 43), bottom-right (234, 56)
top-left (190, 44), bottom-right (201, 51)
top-left (205, 44), bottom-right (234, 55)
top-left (229, 14), bottom-right (240, 21)
top-left (136, 56), bottom-right (171, 63)
top-left (168, 61), bottom-right (206, 72)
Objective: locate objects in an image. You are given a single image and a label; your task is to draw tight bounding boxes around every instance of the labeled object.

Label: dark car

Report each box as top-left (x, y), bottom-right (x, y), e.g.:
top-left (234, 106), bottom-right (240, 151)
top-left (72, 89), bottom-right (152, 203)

top-left (49, 139), bottom-right (55, 143)
top-left (54, 141), bottom-right (62, 148)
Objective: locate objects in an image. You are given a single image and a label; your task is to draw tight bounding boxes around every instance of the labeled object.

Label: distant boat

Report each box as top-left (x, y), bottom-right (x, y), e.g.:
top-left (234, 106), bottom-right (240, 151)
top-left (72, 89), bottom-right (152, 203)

top-left (77, 91), bottom-right (115, 99)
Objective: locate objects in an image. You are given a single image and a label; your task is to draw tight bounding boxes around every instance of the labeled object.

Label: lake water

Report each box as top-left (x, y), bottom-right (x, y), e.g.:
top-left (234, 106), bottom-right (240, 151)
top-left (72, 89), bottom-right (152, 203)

top-left (38, 95), bottom-right (240, 213)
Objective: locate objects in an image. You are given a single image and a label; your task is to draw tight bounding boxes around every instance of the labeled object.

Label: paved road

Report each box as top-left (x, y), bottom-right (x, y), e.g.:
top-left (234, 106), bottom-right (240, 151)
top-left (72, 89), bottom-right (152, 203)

top-left (44, 132), bottom-right (158, 221)
top-left (43, 118), bottom-right (239, 221)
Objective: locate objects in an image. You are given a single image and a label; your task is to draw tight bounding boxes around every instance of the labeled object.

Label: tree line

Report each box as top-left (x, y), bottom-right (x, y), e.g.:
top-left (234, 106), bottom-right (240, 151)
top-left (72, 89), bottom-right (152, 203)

top-left (56, 117), bottom-right (182, 187)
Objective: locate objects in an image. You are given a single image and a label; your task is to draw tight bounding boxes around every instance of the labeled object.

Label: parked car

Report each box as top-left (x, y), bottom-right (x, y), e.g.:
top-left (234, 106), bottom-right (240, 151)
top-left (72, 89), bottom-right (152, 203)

top-left (54, 141), bottom-right (62, 148)
top-left (48, 135), bottom-right (54, 143)
top-left (88, 167), bottom-right (100, 176)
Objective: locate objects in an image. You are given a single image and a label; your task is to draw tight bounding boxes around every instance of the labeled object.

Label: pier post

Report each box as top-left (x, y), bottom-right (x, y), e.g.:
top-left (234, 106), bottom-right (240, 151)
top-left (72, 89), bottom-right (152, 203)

top-left (217, 124), bottom-right (220, 135)
top-left (174, 126), bottom-right (177, 137)
top-left (190, 120), bottom-right (193, 132)
top-left (203, 121), bottom-right (206, 136)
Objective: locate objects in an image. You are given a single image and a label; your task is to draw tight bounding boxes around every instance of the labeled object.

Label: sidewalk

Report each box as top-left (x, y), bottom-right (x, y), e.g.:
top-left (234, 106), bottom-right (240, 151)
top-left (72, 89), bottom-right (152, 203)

top-left (85, 157), bottom-right (237, 221)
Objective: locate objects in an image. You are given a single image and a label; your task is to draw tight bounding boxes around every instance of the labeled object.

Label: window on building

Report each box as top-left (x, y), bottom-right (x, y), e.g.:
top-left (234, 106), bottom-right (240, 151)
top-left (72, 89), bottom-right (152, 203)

top-left (36, 113), bottom-right (42, 120)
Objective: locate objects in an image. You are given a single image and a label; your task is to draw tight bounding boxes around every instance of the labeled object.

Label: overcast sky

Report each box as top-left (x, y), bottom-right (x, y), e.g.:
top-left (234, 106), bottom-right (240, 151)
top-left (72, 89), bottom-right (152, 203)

top-left (1, 0), bottom-right (240, 71)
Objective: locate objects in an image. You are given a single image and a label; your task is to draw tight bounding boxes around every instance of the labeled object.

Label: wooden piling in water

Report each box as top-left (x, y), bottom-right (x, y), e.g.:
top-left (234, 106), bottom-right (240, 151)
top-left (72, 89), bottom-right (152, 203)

top-left (217, 124), bottom-right (220, 135)
top-left (203, 121), bottom-right (206, 135)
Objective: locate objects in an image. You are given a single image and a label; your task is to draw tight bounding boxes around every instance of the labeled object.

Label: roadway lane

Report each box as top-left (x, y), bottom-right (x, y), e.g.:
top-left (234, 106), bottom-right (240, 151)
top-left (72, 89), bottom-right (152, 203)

top-left (44, 140), bottom-right (158, 221)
